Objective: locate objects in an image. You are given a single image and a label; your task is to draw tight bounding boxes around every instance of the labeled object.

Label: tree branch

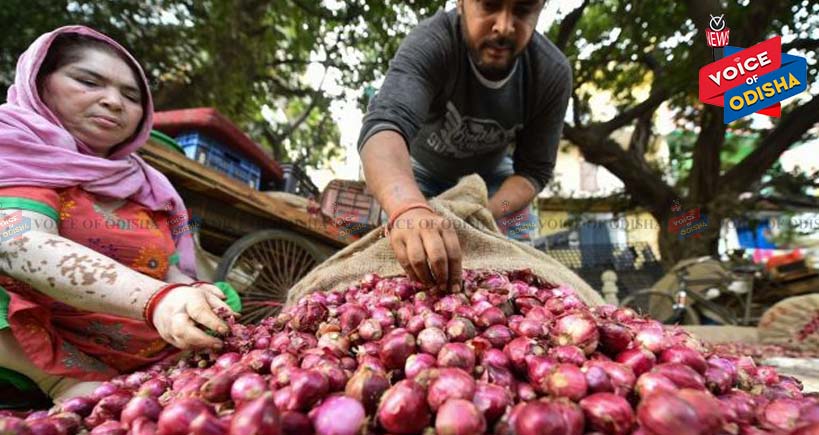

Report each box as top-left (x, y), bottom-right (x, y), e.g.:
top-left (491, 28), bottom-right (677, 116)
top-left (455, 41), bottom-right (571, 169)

top-left (599, 88), bottom-right (668, 134)
top-left (783, 38), bottom-right (819, 52)
top-left (564, 125), bottom-right (678, 215)
top-left (554, 0), bottom-right (588, 52)
top-left (720, 96), bottom-right (819, 194)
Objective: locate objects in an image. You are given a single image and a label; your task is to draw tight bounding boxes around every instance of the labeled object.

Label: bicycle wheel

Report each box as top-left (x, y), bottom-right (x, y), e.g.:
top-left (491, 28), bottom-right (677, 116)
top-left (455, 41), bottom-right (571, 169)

top-left (620, 290), bottom-right (700, 325)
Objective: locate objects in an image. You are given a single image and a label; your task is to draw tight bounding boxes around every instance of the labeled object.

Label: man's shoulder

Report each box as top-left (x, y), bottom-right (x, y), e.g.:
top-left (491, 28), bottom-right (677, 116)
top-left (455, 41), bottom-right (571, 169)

top-left (414, 8), bottom-right (458, 39)
top-left (526, 33), bottom-right (571, 77)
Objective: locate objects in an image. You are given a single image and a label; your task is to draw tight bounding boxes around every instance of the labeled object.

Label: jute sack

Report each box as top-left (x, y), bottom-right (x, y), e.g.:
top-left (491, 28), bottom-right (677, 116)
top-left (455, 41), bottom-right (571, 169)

top-left (286, 175), bottom-right (603, 307)
top-left (758, 294), bottom-right (819, 351)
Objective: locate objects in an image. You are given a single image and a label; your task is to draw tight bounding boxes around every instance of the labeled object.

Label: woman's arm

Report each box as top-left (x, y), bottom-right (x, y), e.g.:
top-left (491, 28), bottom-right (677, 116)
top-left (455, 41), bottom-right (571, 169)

top-left (0, 208), bottom-right (164, 320)
top-left (165, 264), bottom-right (195, 285)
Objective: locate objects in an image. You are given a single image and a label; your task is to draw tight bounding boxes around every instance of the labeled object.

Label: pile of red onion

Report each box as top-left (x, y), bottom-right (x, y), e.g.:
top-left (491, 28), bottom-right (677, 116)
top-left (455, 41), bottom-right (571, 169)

top-left (3, 269), bottom-right (819, 435)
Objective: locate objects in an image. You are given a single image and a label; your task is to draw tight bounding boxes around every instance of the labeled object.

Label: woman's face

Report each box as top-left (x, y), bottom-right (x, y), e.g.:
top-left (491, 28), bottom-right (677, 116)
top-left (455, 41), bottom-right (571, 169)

top-left (41, 48), bottom-right (144, 157)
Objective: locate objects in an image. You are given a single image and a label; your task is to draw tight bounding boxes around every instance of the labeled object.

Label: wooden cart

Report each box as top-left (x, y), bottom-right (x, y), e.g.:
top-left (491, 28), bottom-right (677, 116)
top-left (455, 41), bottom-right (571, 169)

top-left (138, 140), bottom-right (356, 323)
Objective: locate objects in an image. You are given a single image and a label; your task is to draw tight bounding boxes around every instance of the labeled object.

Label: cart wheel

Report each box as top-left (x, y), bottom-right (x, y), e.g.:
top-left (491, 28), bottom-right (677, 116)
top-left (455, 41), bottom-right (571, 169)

top-left (215, 230), bottom-right (329, 324)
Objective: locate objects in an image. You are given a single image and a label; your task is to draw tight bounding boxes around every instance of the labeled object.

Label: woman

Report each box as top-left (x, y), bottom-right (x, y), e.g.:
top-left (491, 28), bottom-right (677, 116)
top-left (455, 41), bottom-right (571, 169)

top-left (0, 26), bottom-right (233, 402)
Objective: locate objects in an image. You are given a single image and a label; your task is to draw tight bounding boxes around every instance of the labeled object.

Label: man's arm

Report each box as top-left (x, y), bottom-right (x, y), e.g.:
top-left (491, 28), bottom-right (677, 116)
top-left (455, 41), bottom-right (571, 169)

top-left (360, 131), bottom-right (462, 292)
top-left (487, 175), bottom-right (537, 220)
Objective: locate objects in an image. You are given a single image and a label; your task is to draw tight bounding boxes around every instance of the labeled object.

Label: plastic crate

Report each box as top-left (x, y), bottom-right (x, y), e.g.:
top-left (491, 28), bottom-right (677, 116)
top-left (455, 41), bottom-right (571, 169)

top-left (176, 131), bottom-right (262, 189)
top-left (277, 164), bottom-right (319, 199)
top-left (319, 180), bottom-right (382, 229)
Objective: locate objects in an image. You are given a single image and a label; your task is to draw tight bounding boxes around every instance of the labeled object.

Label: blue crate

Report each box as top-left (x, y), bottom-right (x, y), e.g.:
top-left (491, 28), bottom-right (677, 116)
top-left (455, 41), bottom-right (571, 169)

top-left (176, 131), bottom-right (262, 189)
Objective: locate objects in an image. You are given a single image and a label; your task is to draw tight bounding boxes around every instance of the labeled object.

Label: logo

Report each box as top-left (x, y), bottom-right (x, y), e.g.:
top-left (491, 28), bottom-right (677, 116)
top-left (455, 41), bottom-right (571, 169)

top-left (706, 14), bottom-right (730, 47)
top-left (699, 16), bottom-right (808, 124)
top-left (0, 211), bottom-right (32, 242)
top-left (667, 204), bottom-right (709, 240)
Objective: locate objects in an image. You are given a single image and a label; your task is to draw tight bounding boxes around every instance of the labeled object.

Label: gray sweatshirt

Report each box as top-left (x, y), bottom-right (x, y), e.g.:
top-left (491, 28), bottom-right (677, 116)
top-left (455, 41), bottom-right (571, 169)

top-left (357, 9), bottom-right (572, 193)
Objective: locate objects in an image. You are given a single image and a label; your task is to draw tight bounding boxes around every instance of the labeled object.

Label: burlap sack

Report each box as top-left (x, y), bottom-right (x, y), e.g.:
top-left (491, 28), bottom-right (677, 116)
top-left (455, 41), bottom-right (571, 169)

top-left (286, 175), bottom-right (603, 307)
top-left (758, 294), bottom-right (819, 351)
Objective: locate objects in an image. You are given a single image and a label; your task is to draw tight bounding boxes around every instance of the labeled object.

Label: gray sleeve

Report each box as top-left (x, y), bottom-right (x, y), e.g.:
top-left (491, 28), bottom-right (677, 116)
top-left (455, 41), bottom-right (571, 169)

top-left (357, 15), bottom-right (450, 153)
top-left (513, 62), bottom-right (572, 193)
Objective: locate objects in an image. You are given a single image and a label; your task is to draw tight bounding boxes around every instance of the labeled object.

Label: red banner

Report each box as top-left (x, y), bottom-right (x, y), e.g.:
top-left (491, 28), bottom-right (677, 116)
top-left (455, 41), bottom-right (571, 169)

top-left (699, 37), bottom-right (782, 117)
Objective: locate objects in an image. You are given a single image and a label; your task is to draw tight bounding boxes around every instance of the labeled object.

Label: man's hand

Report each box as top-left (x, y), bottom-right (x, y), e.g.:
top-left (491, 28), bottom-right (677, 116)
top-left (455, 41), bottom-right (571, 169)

top-left (152, 286), bottom-right (235, 350)
top-left (388, 208), bottom-right (462, 292)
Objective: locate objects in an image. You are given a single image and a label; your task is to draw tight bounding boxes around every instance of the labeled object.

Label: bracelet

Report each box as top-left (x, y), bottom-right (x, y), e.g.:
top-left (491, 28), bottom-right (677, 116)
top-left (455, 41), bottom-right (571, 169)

top-left (384, 202), bottom-right (435, 237)
top-left (189, 281), bottom-right (212, 288)
top-left (143, 283), bottom-right (188, 330)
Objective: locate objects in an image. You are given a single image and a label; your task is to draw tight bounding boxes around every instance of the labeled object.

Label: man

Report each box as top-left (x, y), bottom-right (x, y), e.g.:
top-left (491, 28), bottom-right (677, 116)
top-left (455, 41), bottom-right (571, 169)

top-left (357, 0), bottom-right (572, 292)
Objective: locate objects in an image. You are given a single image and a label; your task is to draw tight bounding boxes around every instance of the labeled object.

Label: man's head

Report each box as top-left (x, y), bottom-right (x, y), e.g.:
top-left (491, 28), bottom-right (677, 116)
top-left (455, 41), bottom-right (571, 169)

top-left (457, 0), bottom-right (545, 80)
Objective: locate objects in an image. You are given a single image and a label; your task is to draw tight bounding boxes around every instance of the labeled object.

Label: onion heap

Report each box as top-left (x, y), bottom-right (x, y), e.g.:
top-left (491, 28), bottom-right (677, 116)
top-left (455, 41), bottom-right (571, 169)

top-left (2, 269), bottom-right (819, 435)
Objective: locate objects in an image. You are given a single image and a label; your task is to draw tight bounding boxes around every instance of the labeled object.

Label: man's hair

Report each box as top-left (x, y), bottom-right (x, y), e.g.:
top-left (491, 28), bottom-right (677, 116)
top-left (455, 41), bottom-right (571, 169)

top-left (36, 33), bottom-right (147, 104)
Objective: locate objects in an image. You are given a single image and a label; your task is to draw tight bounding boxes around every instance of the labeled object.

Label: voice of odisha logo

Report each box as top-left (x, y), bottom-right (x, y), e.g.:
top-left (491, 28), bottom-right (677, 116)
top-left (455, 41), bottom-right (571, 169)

top-left (698, 15), bottom-right (808, 124)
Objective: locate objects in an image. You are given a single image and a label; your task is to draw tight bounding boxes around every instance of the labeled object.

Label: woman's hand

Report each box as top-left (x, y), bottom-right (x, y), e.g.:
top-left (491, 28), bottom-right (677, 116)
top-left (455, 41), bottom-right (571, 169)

top-left (151, 286), bottom-right (235, 350)
top-left (388, 208), bottom-right (462, 292)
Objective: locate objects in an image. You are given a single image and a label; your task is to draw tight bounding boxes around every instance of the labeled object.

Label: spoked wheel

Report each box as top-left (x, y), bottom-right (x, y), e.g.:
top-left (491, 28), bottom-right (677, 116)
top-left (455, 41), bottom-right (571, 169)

top-left (620, 290), bottom-right (701, 325)
top-left (215, 230), bottom-right (330, 324)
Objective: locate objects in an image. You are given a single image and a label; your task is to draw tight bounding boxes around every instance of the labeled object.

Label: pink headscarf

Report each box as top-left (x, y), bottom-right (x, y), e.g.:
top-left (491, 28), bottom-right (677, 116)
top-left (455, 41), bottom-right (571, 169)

top-left (0, 25), bottom-right (197, 278)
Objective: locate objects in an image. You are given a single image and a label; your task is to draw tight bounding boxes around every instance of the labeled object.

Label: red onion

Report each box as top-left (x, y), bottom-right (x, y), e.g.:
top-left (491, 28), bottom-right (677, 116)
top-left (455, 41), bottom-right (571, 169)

top-left (466, 336), bottom-right (491, 359)
top-left (231, 373), bottom-right (267, 404)
top-left (757, 366), bottom-right (780, 386)
top-left (481, 348), bottom-right (510, 368)
top-left (659, 345), bottom-right (708, 374)
top-left (482, 325), bottom-right (514, 348)
top-left (270, 353), bottom-right (299, 376)
top-left (48, 412), bottom-right (82, 435)
top-left (281, 411), bottom-right (314, 435)
top-left (424, 312), bottom-right (447, 329)
top-left (584, 364), bottom-right (614, 394)
top-left (418, 327), bottom-right (447, 356)
top-left (472, 383), bottom-right (512, 424)
top-left (552, 313), bottom-right (599, 355)
top-left (86, 392), bottom-right (132, 427)
top-left (526, 355), bottom-right (556, 392)
top-left (89, 421), bottom-right (126, 435)
top-left (345, 367), bottom-right (390, 415)
top-left (549, 345), bottom-right (586, 366)
top-left (380, 329), bottom-right (416, 370)
top-left (0, 417), bottom-right (31, 435)
top-left (588, 361), bottom-right (636, 397)
top-left (504, 337), bottom-right (544, 373)
top-left (637, 391), bottom-right (702, 435)
top-left (407, 315), bottom-right (426, 334)
top-left (427, 368), bottom-right (477, 411)
top-left (513, 401), bottom-right (568, 435)
top-left (514, 296), bottom-right (542, 314)
top-left (677, 388), bottom-right (725, 433)
top-left (477, 307), bottom-right (506, 328)
top-left (524, 306), bottom-right (553, 323)
top-left (515, 381), bottom-right (537, 401)
top-left (438, 343), bottom-right (476, 372)
top-left (719, 390), bottom-right (757, 424)
top-left (310, 396), bottom-right (365, 435)
top-left (25, 411), bottom-right (48, 422)
top-left (756, 398), bottom-right (802, 432)
top-left (513, 318), bottom-right (547, 338)
top-left (138, 378), bottom-right (169, 398)
top-left (370, 307), bottom-right (396, 329)
top-left (580, 392), bottom-right (634, 435)
top-left (90, 383), bottom-right (120, 402)
top-left (635, 372), bottom-right (678, 398)
top-left (705, 366), bottom-right (734, 395)
top-left (792, 423), bottom-right (819, 435)
top-left (59, 396), bottom-right (97, 417)
top-left (156, 398), bottom-right (211, 435)
top-left (551, 399), bottom-right (584, 435)
top-left (480, 363), bottom-right (515, 389)
top-left (405, 353), bottom-right (437, 380)
top-left (129, 417), bottom-right (157, 435)
top-left (377, 380), bottom-right (431, 434)
top-left (446, 317), bottom-right (477, 342)
top-left (546, 364), bottom-right (588, 401)
top-left (230, 392), bottom-right (280, 435)
top-left (435, 399), bottom-right (486, 435)
top-left (290, 300), bottom-right (329, 333)
top-left (634, 327), bottom-right (668, 353)
top-left (652, 363), bottom-right (706, 390)
top-left (318, 332), bottom-right (350, 358)
top-left (200, 365), bottom-right (250, 402)
top-left (357, 319), bottom-right (383, 341)
top-left (189, 413), bottom-right (229, 435)
top-left (288, 370), bottom-right (329, 411)
top-left (598, 322), bottom-right (633, 356)
top-left (615, 348), bottom-right (656, 377)
top-left (120, 395), bottom-right (161, 427)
